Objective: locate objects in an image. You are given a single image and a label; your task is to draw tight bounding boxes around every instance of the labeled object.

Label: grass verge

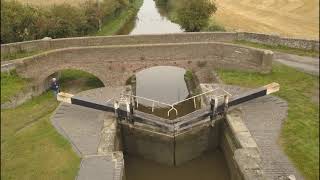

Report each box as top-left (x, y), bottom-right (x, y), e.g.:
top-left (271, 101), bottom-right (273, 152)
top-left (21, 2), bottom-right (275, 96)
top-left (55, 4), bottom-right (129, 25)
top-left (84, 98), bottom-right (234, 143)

top-left (1, 70), bottom-right (104, 179)
top-left (234, 40), bottom-right (319, 58)
top-left (95, 0), bottom-right (143, 36)
top-left (217, 63), bottom-right (319, 180)
top-left (1, 92), bottom-right (81, 180)
top-left (1, 71), bottom-right (28, 103)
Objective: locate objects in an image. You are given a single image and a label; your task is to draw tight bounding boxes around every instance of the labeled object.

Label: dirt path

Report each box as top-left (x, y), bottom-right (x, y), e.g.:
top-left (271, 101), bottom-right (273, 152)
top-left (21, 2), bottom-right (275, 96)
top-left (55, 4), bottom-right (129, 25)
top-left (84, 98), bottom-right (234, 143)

top-left (213, 0), bottom-right (319, 39)
top-left (274, 52), bottom-right (319, 75)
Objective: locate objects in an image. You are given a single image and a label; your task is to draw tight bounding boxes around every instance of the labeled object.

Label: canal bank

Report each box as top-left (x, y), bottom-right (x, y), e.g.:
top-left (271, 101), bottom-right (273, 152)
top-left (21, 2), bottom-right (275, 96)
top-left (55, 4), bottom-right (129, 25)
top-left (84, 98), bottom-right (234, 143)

top-left (95, 0), bottom-right (144, 36)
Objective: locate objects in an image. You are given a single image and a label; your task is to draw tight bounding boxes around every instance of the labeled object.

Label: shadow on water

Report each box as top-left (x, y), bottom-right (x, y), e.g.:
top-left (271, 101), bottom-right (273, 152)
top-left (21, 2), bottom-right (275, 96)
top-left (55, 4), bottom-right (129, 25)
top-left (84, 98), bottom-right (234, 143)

top-left (124, 150), bottom-right (230, 180)
top-left (135, 97), bottom-right (201, 120)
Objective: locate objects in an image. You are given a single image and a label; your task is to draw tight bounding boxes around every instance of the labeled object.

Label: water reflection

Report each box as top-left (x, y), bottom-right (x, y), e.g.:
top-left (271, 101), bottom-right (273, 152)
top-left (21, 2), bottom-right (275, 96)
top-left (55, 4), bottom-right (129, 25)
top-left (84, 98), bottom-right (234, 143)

top-left (136, 66), bottom-right (188, 105)
top-left (134, 66), bottom-right (200, 119)
top-left (119, 0), bottom-right (183, 35)
top-left (124, 150), bottom-right (230, 180)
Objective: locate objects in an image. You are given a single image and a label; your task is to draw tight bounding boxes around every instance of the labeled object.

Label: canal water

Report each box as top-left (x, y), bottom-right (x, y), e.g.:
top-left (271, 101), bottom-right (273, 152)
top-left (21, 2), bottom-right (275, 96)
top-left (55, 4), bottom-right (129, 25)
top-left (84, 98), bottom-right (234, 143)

top-left (124, 150), bottom-right (230, 180)
top-left (118, 0), bottom-right (183, 35)
top-left (134, 66), bottom-right (201, 119)
top-left (120, 0), bottom-right (230, 179)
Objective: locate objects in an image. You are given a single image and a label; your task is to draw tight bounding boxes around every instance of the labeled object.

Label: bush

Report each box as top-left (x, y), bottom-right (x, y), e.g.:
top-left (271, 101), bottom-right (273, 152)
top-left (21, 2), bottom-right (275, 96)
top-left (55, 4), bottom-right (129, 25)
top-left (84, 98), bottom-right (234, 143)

top-left (43, 4), bottom-right (88, 38)
top-left (1, 0), bottom-right (130, 44)
top-left (1, 1), bottom-right (42, 43)
top-left (184, 70), bottom-right (194, 81)
top-left (176, 0), bottom-right (217, 32)
top-left (202, 20), bottom-right (225, 32)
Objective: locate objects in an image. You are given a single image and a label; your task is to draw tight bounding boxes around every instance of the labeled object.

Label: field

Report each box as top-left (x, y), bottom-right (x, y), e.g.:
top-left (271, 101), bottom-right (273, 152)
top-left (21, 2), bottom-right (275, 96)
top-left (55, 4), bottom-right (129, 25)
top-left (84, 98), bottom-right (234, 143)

top-left (213, 0), bottom-right (319, 39)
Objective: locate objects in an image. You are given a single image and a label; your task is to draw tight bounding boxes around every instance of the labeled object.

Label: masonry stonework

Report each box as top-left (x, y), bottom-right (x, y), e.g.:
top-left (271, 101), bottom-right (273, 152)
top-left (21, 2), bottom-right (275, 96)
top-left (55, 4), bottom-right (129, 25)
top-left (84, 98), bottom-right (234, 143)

top-left (1, 32), bottom-right (318, 55)
top-left (14, 42), bottom-right (270, 90)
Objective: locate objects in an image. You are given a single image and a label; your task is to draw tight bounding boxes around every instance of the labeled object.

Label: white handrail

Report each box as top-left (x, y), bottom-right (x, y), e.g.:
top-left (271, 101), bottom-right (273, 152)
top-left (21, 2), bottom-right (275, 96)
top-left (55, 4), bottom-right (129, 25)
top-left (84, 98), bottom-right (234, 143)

top-left (122, 87), bottom-right (232, 117)
top-left (171, 88), bottom-right (218, 106)
top-left (122, 93), bottom-right (178, 116)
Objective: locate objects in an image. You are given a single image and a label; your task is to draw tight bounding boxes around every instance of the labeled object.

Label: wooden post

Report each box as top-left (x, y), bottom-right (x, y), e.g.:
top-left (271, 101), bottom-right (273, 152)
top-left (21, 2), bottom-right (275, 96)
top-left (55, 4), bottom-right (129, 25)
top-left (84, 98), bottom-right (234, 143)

top-left (223, 95), bottom-right (229, 113)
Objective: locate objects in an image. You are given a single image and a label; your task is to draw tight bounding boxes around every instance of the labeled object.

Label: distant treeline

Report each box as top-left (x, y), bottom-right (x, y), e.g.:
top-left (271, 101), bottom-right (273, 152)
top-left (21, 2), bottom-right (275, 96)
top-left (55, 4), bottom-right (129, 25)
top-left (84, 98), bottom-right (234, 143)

top-left (154, 0), bottom-right (225, 32)
top-left (1, 0), bottom-right (133, 44)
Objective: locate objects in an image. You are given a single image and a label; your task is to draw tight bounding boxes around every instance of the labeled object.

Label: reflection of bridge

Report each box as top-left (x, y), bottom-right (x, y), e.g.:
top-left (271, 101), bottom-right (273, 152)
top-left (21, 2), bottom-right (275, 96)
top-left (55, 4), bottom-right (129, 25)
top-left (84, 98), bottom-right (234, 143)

top-left (58, 82), bottom-right (279, 134)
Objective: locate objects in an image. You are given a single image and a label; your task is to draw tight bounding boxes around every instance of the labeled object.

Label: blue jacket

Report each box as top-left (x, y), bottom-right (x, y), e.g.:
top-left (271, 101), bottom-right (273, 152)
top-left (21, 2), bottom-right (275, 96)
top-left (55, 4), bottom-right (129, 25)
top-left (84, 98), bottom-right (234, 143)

top-left (51, 81), bottom-right (60, 91)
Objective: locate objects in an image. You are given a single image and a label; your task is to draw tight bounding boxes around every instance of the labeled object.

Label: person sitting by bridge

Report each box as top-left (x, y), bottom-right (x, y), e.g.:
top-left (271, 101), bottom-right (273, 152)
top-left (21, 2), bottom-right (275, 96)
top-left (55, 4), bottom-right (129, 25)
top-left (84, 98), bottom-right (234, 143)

top-left (50, 78), bottom-right (60, 98)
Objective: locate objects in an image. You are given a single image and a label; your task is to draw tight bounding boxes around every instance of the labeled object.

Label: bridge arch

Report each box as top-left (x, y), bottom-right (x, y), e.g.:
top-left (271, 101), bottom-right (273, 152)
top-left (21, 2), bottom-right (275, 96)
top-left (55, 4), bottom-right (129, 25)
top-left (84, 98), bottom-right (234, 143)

top-left (15, 42), bottom-right (271, 94)
top-left (39, 68), bottom-right (105, 94)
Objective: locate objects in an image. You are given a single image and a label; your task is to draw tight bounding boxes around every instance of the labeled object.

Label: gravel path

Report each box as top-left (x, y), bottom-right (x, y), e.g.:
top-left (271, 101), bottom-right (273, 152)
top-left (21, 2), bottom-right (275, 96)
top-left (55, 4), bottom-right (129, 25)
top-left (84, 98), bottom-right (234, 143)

top-left (274, 52), bottom-right (319, 76)
top-left (51, 87), bottom-right (126, 180)
top-left (212, 84), bottom-right (304, 180)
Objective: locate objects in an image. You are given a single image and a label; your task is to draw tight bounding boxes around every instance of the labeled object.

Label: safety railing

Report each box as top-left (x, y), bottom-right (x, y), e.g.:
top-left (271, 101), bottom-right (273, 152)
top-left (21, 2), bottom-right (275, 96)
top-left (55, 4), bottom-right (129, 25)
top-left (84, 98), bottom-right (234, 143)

top-left (122, 87), bottom-right (232, 117)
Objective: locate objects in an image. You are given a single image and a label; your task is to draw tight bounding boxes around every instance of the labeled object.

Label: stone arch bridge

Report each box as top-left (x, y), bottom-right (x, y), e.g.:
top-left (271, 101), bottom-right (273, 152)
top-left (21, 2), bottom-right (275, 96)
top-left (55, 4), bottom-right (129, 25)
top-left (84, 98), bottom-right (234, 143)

top-left (3, 32), bottom-right (274, 93)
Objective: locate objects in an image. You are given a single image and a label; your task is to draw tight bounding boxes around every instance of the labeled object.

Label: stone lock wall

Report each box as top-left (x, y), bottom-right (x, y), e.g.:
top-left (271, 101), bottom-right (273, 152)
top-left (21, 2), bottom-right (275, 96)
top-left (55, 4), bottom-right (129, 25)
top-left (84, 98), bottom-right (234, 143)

top-left (121, 122), bottom-right (175, 166)
top-left (119, 108), bottom-right (267, 180)
top-left (120, 118), bottom-right (220, 166)
top-left (220, 109), bottom-right (266, 180)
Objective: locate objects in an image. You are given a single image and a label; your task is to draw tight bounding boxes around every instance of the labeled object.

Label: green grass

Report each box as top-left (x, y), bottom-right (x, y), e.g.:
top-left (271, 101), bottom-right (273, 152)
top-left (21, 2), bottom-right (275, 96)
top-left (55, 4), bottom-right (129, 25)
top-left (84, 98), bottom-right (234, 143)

top-left (1, 92), bottom-right (81, 180)
top-left (1, 71), bottom-right (28, 103)
top-left (184, 70), bottom-right (194, 81)
top-left (217, 63), bottom-right (319, 180)
top-left (95, 0), bottom-right (143, 36)
top-left (1, 50), bottom-right (41, 61)
top-left (234, 40), bottom-right (319, 58)
top-left (1, 69), bottom-right (104, 104)
top-left (1, 69), bottom-right (105, 179)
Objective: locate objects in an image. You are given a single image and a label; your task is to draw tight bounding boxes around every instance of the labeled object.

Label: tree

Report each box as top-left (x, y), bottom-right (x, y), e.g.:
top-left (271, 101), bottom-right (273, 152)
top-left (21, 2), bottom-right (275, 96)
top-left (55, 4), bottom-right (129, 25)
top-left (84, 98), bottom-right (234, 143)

top-left (176, 0), bottom-right (217, 32)
top-left (1, 1), bottom-right (41, 43)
